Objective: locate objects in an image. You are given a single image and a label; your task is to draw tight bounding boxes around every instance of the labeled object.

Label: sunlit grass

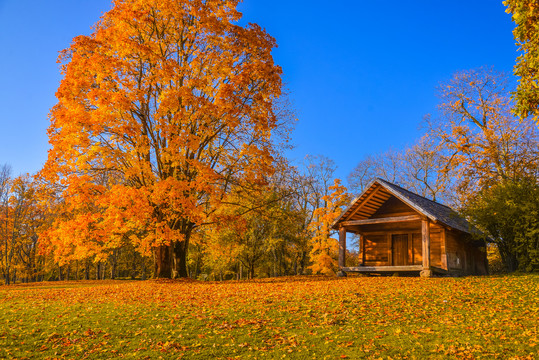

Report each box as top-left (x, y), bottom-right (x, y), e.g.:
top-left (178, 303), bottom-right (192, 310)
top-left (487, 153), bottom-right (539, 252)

top-left (1, 275), bottom-right (538, 359)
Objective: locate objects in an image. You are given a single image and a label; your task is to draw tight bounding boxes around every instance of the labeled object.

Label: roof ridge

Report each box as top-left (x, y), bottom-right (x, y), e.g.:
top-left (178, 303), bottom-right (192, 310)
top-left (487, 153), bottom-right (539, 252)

top-left (375, 178), bottom-right (452, 209)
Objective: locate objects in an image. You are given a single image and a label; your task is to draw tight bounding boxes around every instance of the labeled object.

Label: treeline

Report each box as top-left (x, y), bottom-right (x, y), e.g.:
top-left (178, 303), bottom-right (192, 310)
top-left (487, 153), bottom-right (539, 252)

top-left (0, 156), bottom-right (360, 284)
top-left (1, 68), bottom-right (538, 284)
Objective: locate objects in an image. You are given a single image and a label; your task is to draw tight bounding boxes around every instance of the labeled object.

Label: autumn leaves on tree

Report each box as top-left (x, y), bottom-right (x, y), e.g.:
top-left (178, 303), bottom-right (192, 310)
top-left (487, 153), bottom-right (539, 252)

top-left (41, 0), bottom-right (282, 278)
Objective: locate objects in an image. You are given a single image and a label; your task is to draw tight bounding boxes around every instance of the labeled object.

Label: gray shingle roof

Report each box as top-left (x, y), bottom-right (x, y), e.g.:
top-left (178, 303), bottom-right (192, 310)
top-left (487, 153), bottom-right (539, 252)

top-left (374, 178), bottom-right (480, 234)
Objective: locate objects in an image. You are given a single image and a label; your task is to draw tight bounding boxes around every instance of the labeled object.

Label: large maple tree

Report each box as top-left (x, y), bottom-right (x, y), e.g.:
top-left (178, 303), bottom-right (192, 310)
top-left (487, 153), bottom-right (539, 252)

top-left (41, 0), bottom-right (282, 278)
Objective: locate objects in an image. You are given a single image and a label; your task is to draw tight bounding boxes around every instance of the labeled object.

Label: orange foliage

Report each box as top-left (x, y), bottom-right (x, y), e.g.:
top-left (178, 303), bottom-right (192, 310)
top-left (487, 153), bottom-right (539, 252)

top-left (40, 0), bottom-right (283, 277)
top-left (309, 179), bottom-right (350, 275)
top-left (426, 67), bottom-right (539, 201)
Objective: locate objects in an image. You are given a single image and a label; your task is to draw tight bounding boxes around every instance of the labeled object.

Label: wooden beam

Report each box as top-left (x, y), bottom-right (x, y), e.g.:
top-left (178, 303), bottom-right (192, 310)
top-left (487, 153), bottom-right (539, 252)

top-left (342, 215), bottom-right (421, 227)
top-left (441, 228), bottom-right (448, 270)
top-left (359, 234), bottom-right (365, 265)
top-left (387, 233), bottom-right (392, 266)
top-left (343, 265), bottom-right (423, 272)
top-left (338, 227), bottom-right (346, 268)
top-left (422, 219), bottom-right (431, 273)
top-left (345, 184), bottom-right (382, 220)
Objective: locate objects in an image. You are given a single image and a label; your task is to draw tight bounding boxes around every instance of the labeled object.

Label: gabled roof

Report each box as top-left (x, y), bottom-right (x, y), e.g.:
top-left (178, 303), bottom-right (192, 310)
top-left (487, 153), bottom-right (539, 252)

top-left (333, 178), bottom-right (479, 234)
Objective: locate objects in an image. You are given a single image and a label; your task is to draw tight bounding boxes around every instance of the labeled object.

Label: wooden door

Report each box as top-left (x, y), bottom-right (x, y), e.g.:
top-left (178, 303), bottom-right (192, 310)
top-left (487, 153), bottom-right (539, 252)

top-left (392, 234), bottom-right (408, 266)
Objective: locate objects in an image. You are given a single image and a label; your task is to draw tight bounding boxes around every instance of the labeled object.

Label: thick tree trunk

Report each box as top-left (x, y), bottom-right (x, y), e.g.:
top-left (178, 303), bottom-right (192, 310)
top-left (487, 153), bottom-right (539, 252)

top-left (85, 261), bottom-right (90, 280)
top-left (131, 250), bottom-right (137, 280)
top-left (110, 250), bottom-right (117, 279)
top-left (142, 258), bottom-right (146, 280)
top-left (250, 265), bottom-right (255, 280)
top-left (154, 245), bottom-right (172, 278)
top-left (5, 268), bottom-right (10, 285)
top-left (172, 240), bottom-right (189, 278)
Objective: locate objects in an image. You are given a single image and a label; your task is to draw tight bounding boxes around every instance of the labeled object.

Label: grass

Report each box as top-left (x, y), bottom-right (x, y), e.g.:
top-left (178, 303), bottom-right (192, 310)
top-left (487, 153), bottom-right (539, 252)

top-left (0, 274), bottom-right (538, 359)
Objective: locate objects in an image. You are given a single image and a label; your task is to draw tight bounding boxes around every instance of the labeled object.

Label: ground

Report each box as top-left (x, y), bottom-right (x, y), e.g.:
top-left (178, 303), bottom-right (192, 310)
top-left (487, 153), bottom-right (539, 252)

top-left (0, 275), bottom-right (538, 359)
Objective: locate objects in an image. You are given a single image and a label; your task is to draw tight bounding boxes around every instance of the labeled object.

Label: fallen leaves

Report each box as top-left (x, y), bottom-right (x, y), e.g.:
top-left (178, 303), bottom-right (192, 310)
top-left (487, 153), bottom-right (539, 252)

top-left (0, 275), bottom-right (538, 359)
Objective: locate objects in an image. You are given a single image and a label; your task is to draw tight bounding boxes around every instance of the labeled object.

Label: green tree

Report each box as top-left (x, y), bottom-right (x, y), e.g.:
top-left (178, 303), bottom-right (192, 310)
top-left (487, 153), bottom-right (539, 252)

top-left (466, 177), bottom-right (539, 272)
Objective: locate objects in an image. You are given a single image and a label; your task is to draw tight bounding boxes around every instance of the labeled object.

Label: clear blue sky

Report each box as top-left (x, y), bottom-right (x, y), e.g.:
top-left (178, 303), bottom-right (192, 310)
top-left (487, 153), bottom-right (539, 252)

top-left (0, 0), bottom-right (517, 183)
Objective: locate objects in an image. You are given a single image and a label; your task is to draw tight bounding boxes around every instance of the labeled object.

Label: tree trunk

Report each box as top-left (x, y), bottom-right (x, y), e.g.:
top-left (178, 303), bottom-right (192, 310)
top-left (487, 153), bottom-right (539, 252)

top-left (154, 245), bottom-right (172, 278)
top-left (110, 250), bottom-right (117, 279)
top-left (131, 250), bottom-right (137, 280)
top-left (141, 258), bottom-right (146, 280)
top-left (273, 250), bottom-right (277, 277)
top-left (85, 261), bottom-right (90, 280)
top-left (5, 268), bottom-right (10, 285)
top-left (95, 262), bottom-right (100, 280)
top-left (249, 263), bottom-right (255, 279)
top-left (172, 239), bottom-right (189, 278)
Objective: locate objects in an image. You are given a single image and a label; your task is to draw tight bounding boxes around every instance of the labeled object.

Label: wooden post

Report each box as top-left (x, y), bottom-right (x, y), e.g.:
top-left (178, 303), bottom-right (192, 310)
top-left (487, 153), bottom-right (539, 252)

top-left (387, 233), bottom-right (392, 266)
top-left (441, 229), bottom-right (448, 270)
top-left (421, 219), bottom-right (432, 277)
top-left (338, 227), bottom-right (347, 268)
top-left (359, 234), bottom-right (365, 265)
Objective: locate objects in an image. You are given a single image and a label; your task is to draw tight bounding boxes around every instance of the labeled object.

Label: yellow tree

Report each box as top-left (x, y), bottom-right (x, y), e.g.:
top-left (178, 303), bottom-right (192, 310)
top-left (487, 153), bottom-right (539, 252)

top-left (0, 171), bottom-right (42, 285)
top-left (41, 0), bottom-right (282, 278)
top-left (504, 0), bottom-right (539, 124)
top-left (309, 179), bottom-right (349, 276)
top-left (425, 67), bottom-right (539, 202)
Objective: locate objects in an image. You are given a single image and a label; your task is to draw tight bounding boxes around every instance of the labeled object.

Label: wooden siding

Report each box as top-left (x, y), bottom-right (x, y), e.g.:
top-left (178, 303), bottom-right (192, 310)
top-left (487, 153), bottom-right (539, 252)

top-left (411, 233), bottom-right (422, 265)
top-left (363, 234), bottom-right (389, 266)
top-left (430, 229), bottom-right (442, 268)
top-left (445, 230), bottom-right (465, 271)
top-left (372, 196), bottom-right (417, 218)
top-left (444, 229), bottom-right (488, 275)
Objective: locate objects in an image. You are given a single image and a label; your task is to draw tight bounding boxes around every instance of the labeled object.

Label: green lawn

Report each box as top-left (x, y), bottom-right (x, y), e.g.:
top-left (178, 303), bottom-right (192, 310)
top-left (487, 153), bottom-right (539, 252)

top-left (0, 275), bottom-right (538, 359)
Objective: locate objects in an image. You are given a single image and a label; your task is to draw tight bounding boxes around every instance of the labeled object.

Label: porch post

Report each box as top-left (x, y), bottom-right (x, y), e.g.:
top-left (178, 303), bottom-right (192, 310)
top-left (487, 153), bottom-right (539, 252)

top-left (338, 227), bottom-right (347, 268)
top-left (421, 219), bottom-right (432, 277)
top-left (359, 234), bottom-right (365, 265)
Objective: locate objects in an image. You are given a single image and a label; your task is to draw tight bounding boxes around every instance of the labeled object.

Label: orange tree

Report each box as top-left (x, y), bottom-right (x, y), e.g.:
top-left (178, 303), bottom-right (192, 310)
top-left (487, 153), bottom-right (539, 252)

top-left (309, 179), bottom-right (350, 276)
top-left (425, 67), bottom-right (538, 201)
top-left (41, 0), bottom-right (282, 278)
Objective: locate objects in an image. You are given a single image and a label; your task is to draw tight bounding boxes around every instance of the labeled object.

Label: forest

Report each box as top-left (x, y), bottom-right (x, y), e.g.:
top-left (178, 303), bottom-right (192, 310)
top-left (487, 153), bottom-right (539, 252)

top-left (1, 0), bottom-right (538, 285)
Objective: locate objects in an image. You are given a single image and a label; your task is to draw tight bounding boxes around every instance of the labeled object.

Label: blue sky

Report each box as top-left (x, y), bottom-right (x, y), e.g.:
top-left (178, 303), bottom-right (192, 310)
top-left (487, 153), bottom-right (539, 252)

top-left (0, 0), bottom-right (517, 183)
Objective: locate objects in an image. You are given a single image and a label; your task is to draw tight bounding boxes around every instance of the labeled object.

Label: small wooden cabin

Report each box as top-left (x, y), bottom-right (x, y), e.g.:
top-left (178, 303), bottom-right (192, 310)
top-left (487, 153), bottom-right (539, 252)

top-left (333, 178), bottom-right (488, 277)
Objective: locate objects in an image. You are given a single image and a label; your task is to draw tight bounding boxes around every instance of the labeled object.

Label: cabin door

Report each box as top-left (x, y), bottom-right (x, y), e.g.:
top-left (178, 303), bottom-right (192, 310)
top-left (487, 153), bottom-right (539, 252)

top-left (392, 234), bottom-right (408, 266)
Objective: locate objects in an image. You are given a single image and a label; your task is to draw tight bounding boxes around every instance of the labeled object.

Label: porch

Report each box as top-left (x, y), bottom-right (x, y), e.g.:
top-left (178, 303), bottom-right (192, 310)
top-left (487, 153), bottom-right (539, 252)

top-left (341, 265), bottom-right (448, 276)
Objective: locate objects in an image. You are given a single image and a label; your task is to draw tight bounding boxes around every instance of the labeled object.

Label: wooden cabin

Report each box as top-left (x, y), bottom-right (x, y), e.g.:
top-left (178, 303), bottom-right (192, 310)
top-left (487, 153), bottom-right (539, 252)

top-left (333, 178), bottom-right (488, 277)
